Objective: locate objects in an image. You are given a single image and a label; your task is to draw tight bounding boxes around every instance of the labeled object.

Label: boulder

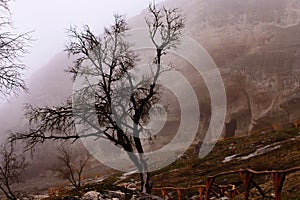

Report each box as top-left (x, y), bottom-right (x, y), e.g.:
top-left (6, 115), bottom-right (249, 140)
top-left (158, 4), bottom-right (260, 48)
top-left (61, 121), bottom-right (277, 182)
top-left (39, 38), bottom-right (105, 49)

top-left (188, 195), bottom-right (200, 200)
top-left (101, 190), bottom-right (126, 199)
top-left (81, 191), bottom-right (101, 200)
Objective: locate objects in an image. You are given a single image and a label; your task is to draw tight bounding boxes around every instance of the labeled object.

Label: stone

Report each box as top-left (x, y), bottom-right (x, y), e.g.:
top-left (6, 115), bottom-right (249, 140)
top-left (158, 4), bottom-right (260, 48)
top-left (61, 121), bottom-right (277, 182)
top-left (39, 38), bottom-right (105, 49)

top-left (130, 194), bottom-right (137, 200)
top-left (81, 191), bottom-right (101, 200)
top-left (188, 195), bottom-right (200, 200)
top-left (107, 190), bottom-right (126, 199)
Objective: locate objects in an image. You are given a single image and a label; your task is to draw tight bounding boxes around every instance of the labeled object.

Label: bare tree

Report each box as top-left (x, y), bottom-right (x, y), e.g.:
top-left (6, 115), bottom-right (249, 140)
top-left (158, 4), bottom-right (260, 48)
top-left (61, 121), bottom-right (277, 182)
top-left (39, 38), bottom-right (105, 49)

top-left (0, 142), bottom-right (26, 200)
top-left (11, 4), bottom-right (184, 193)
top-left (54, 145), bottom-right (90, 191)
top-left (0, 0), bottom-right (31, 98)
top-left (0, 1), bottom-right (30, 197)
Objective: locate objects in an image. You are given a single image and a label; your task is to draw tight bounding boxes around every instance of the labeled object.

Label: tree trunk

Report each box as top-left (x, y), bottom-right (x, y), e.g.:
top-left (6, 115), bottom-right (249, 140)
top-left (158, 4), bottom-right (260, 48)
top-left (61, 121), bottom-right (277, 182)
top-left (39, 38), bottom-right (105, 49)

top-left (136, 145), bottom-right (152, 194)
top-left (0, 187), bottom-right (15, 200)
top-left (140, 172), bottom-right (151, 193)
top-left (123, 141), bottom-right (152, 194)
top-left (133, 134), bottom-right (152, 193)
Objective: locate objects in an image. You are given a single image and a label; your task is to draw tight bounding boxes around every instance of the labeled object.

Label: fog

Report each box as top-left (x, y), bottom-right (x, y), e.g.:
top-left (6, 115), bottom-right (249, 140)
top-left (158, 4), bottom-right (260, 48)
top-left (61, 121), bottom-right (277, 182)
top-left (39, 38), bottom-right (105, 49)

top-left (9, 0), bottom-right (165, 77)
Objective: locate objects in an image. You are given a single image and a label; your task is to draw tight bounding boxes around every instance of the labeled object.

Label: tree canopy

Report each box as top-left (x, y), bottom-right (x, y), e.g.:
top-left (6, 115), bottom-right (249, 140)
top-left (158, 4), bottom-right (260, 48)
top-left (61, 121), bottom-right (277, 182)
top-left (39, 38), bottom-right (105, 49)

top-left (11, 3), bottom-right (184, 193)
top-left (0, 0), bottom-right (31, 98)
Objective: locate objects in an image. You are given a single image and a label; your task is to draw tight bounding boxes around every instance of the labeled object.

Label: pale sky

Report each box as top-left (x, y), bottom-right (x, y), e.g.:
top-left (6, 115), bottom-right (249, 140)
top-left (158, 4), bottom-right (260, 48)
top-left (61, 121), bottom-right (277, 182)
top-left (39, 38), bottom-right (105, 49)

top-left (9, 0), bottom-right (165, 76)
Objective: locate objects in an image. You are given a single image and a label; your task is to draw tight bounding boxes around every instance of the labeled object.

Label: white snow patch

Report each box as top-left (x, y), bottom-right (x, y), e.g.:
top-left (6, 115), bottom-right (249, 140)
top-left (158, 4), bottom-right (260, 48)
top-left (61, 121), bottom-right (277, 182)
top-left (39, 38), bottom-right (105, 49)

top-left (222, 154), bottom-right (238, 163)
top-left (119, 169), bottom-right (138, 180)
top-left (222, 143), bottom-right (281, 163)
top-left (31, 194), bottom-right (49, 200)
top-left (240, 144), bottom-right (281, 160)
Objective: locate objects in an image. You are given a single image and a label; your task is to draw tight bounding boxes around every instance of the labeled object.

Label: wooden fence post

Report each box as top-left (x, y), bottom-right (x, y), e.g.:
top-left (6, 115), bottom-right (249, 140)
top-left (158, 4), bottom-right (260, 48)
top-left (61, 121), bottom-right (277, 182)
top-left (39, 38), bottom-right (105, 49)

top-left (272, 172), bottom-right (286, 200)
top-left (160, 188), bottom-right (168, 199)
top-left (176, 188), bottom-right (185, 200)
top-left (271, 123), bottom-right (279, 131)
top-left (205, 177), bottom-right (215, 200)
top-left (239, 171), bottom-right (252, 200)
top-left (292, 120), bottom-right (300, 128)
top-left (198, 186), bottom-right (205, 200)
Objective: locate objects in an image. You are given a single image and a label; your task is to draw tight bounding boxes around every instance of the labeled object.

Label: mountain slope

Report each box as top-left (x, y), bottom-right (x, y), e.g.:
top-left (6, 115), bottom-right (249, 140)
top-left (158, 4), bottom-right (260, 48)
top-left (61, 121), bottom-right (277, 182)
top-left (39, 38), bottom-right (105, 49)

top-left (43, 127), bottom-right (300, 199)
top-left (1, 0), bottom-right (300, 140)
top-left (0, 0), bottom-right (300, 194)
top-left (122, 127), bottom-right (300, 199)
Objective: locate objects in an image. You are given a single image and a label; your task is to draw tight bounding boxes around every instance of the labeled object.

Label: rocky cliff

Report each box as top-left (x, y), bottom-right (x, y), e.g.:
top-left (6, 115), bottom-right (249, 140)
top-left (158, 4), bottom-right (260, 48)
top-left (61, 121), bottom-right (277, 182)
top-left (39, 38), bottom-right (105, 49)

top-left (155, 0), bottom-right (300, 138)
top-left (1, 0), bottom-right (300, 146)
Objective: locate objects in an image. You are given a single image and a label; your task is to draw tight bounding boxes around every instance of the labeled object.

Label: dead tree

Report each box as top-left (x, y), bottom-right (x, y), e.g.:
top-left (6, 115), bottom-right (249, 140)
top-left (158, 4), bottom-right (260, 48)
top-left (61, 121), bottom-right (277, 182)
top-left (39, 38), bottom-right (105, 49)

top-left (0, 142), bottom-right (26, 200)
top-left (11, 3), bottom-right (184, 193)
top-left (55, 145), bottom-right (90, 190)
top-left (0, 0), bottom-right (31, 98)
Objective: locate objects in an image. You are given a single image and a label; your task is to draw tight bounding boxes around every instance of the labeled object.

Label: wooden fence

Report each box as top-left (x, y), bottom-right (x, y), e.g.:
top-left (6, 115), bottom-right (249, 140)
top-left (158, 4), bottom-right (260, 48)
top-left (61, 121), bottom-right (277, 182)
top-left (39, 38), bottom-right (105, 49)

top-left (153, 167), bottom-right (300, 200)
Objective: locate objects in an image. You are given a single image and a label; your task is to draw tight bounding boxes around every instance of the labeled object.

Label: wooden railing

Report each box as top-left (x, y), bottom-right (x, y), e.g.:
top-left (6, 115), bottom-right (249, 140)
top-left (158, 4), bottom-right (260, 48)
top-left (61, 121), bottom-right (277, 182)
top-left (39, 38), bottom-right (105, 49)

top-left (153, 185), bottom-right (239, 200)
top-left (154, 167), bottom-right (300, 200)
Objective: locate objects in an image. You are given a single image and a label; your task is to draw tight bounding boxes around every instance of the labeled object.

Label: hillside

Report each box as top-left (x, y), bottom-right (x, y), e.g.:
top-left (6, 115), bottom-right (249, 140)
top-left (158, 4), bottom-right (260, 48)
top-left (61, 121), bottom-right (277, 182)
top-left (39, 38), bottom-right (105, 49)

top-left (41, 127), bottom-right (300, 200)
top-left (174, 0), bottom-right (300, 138)
top-left (1, 0), bottom-right (300, 139)
top-left (0, 0), bottom-right (299, 197)
top-left (137, 127), bottom-right (300, 199)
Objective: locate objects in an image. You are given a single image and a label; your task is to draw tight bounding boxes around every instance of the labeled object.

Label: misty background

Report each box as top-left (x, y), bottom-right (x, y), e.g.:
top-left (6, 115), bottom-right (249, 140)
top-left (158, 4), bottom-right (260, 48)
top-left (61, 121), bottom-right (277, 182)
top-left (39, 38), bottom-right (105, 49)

top-left (10, 0), bottom-right (165, 77)
top-left (1, 0), bottom-right (300, 196)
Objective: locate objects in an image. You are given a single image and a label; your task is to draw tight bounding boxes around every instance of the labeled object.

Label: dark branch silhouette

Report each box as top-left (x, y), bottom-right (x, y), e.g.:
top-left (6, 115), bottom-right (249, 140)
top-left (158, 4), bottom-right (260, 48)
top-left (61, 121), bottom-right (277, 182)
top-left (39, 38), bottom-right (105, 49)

top-left (10, 3), bottom-right (184, 194)
top-left (0, 0), bottom-right (31, 98)
top-left (0, 142), bottom-right (27, 200)
top-left (54, 144), bottom-right (90, 191)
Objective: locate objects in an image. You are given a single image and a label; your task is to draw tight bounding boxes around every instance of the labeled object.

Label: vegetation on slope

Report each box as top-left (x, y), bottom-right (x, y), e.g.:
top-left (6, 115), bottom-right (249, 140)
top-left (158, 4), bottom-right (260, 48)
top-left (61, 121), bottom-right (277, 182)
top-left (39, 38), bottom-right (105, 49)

top-left (44, 127), bottom-right (300, 199)
top-left (123, 127), bottom-right (300, 199)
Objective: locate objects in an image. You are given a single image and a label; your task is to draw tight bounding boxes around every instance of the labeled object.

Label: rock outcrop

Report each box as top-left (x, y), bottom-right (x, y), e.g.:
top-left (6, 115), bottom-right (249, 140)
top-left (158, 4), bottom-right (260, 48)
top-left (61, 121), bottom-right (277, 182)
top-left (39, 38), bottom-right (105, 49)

top-left (157, 0), bottom-right (300, 138)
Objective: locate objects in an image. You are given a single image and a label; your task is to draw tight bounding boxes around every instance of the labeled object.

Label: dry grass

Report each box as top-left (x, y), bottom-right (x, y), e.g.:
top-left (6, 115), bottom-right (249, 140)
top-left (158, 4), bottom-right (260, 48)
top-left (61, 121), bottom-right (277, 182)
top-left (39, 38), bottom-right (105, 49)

top-left (45, 127), bottom-right (300, 199)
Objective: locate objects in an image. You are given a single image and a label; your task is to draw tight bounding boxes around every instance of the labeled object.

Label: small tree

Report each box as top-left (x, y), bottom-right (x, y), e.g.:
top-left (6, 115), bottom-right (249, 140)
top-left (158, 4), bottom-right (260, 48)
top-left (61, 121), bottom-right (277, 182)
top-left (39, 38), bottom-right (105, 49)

top-left (0, 1), bottom-right (30, 197)
top-left (0, 0), bottom-right (31, 98)
top-left (55, 145), bottom-right (90, 190)
top-left (0, 142), bottom-right (26, 200)
top-left (11, 3), bottom-right (184, 193)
